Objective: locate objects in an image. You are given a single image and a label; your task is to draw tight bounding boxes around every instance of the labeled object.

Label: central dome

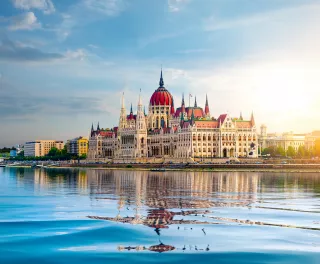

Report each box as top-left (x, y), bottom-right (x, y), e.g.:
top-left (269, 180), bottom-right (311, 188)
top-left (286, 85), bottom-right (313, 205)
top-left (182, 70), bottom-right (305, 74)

top-left (149, 70), bottom-right (173, 106)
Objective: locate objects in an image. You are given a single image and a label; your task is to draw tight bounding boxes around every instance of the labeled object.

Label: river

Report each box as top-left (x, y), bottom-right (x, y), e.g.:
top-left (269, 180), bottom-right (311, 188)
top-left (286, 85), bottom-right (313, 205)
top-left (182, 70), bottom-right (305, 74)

top-left (0, 168), bottom-right (319, 263)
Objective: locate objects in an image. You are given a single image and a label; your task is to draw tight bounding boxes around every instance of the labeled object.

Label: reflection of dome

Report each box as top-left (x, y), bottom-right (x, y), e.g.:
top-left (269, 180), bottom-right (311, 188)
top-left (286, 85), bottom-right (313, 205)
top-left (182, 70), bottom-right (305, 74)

top-left (149, 70), bottom-right (173, 106)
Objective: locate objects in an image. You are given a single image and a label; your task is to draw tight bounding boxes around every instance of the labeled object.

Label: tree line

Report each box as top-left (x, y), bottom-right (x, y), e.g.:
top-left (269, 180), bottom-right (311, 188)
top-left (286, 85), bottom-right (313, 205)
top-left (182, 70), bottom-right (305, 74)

top-left (262, 138), bottom-right (320, 158)
top-left (10, 146), bottom-right (87, 161)
top-left (0, 147), bottom-right (16, 153)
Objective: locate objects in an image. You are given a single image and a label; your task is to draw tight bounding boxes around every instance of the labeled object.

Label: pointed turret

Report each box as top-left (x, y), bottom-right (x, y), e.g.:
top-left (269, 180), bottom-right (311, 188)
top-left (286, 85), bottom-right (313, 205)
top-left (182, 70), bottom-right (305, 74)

top-left (240, 112), bottom-right (243, 120)
top-left (90, 123), bottom-right (94, 137)
top-left (119, 92), bottom-right (127, 130)
top-left (138, 89), bottom-right (142, 106)
top-left (170, 99), bottom-right (175, 115)
top-left (190, 108), bottom-right (195, 125)
top-left (121, 92), bottom-right (125, 109)
top-left (144, 106), bottom-right (146, 116)
top-left (130, 103), bottom-right (133, 114)
top-left (97, 122), bottom-right (100, 131)
top-left (204, 94), bottom-right (210, 117)
top-left (181, 93), bottom-right (186, 114)
top-left (136, 89), bottom-right (146, 131)
top-left (194, 96), bottom-right (197, 107)
top-left (159, 68), bottom-right (164, 88)
top-left (251, 111), bottom-right (255, 126)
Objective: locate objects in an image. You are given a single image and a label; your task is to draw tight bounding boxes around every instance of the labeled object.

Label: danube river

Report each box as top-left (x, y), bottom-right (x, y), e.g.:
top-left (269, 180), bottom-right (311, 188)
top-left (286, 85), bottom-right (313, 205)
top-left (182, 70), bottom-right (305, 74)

top-left (0, 168), bottom-right (319, 263)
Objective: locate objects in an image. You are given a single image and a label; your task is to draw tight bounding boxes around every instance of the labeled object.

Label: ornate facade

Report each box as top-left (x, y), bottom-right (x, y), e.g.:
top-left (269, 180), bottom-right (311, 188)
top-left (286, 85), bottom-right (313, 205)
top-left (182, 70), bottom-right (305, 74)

top-left (88, 70), bottom-right (258, 161)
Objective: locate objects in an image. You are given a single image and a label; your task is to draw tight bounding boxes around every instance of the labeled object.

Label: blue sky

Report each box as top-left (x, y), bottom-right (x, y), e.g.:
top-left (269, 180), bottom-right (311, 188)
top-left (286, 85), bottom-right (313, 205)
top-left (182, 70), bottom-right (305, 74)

top-left (1, 0), bottom-right (320, 147)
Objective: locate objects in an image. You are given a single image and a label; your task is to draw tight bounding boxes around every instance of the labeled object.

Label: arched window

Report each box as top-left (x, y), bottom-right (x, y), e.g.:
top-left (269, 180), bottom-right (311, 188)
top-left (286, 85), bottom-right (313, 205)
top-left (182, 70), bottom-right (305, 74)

top-left (161, 117), bottom-right (165, 128)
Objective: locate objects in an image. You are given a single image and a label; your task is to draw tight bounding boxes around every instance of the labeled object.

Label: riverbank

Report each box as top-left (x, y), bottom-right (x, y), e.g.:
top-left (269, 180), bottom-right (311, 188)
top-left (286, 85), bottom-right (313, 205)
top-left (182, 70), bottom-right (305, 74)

top-left (2, 163), bottom-right (320, 173)
top-left (27, 164), bottom-right (320, 173)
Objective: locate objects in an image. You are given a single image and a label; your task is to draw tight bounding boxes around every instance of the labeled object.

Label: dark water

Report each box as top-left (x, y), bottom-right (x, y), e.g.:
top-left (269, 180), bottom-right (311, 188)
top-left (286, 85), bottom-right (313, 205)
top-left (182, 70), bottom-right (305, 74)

top-left (0, 168), bottom-right (320, 264)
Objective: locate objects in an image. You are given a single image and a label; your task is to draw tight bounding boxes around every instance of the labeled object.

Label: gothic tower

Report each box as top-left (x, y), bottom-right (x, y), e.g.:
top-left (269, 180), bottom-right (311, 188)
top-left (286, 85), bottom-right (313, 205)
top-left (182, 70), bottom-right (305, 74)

top-left (119, 92), bottom-right (127, 130)
top-left (135, 91), bottom-right (147, 158)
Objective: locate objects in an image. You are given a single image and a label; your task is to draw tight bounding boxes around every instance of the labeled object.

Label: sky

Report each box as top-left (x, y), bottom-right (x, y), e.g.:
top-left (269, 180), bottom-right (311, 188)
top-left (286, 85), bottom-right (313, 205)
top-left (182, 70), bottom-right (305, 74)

top-left (1, 0), bottom-right (320, 147)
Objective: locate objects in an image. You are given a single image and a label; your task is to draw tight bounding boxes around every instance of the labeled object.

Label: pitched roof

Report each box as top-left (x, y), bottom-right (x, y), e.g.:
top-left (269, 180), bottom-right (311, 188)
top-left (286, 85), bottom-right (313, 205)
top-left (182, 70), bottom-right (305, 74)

top-left (235, 121), bottom-right (252, 128)
top-left (217, 114), bottom-right (227, 124)
top-left (175, 107), bottom-right (204, 118)
top-left (195, 120), bottom-right (219, 128)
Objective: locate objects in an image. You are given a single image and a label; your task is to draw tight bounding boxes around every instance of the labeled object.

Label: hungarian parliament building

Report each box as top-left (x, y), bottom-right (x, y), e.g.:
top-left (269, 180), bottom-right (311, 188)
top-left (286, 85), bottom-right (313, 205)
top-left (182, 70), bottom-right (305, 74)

top-left (88, 70), bottom-right (258, 162)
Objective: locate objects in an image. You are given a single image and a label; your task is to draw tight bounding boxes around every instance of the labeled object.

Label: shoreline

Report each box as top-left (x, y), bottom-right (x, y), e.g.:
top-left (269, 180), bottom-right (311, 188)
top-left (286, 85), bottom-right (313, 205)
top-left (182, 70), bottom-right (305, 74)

top-left (2, 165), bottom-right (320, 173)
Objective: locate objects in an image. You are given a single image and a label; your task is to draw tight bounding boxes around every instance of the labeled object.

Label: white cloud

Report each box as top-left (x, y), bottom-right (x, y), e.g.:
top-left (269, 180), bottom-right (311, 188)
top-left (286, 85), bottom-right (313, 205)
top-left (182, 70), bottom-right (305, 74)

top-left (204, 3), bottom-right (320, 31)
top-left (64, 49), bottom-right (86, 61)
top-left (12, 0), bottom-right (55, 14)
top-left (168, 0), bottom-right (189, 12)
top-left (8, 12), bottom-right (41, 31)
top-left (83, 0), bottom-right (126, 16)
top-left (55, 0), bottom-right (127, 41)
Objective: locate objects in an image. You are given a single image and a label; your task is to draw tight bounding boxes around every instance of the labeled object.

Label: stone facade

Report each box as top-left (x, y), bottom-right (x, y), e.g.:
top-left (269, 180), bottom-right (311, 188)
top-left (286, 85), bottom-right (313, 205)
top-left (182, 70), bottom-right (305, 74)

top-left (88, 70), bottom-right (258, 162)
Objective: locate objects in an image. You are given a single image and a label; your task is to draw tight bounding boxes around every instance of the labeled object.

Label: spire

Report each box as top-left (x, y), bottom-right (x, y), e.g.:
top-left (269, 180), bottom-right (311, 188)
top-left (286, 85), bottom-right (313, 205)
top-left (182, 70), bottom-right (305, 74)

top-left (204, 94), bottom-right (210, 117)
top-left (251, 111), bottom-right (255, 126)
top-left (138, 89), bottom-right (142, 106)
top-left (130, 103), bottom-right (133, 114)
top-left (97, 122), bottom-right (100, 131)
top-left (91, 123), bottom-right (94, 136)
top-left (190, 108), bottom-right (195, 125)
top-left (159, 68), bottom-right (164, 88)
top-left (170, 99), bottom-right (175, 115)
top-left (181, 93), bottom-right (186, 114)
top-left (240, 111), bottom-right (243, 120)
top-left (144, 106), bottom-right (146, 116)
top-left (194, 96), bottom-right (197, 107)
top-left (121, 92), bottom-right (125, 109)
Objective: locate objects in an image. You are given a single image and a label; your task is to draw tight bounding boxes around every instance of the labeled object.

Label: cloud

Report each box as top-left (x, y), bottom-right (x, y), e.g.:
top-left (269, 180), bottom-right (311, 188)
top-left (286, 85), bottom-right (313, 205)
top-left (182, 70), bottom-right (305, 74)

top-left (12, 0), bottom-right (55, 14)
top-left (56, 0), bottom-right (127, 41)
top-left (204, 3), bottom-right (320, 31)
top-left (168, 0), bottom-right (189, 12)
top-left (83, 0), bottom-right (126, 16)
top-left (8, 12), bottom-right (41, 31)
top-left (0, 37), bottom-right (63, 62)
top-left (0, 84), bottom-right (106, 121)
top-left (177, 49), bottom-right (210, 54)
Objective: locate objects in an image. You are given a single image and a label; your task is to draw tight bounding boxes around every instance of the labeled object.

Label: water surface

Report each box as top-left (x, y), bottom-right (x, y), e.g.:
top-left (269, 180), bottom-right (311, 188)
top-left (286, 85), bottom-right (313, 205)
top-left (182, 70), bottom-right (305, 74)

top-left (0, 168), bottom-right (320, 263)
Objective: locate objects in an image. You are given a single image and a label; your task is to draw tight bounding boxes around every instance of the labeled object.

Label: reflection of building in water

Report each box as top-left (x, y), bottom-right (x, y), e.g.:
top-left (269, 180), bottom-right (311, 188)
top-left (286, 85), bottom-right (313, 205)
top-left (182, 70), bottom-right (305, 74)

top-left (87, 170), bottom-right (260, 209)
top-left (32, 169), bottom-right (88, 194)
top-left (118, 243), bottom-right (175, 253)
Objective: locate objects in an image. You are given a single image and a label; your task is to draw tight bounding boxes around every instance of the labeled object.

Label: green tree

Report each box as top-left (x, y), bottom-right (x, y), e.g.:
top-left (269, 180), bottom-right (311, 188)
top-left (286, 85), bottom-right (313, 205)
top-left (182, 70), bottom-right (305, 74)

top-left (262, 146), bottom-right (277, 156)
top-left (61, 145), bottom-right (68, 155)
top-left (315, 138), bottom-right (320, 157)
top-left (18, 150), bottom-right (24, 157)
top-left (276, 146), bottom-right (286, 157)
top-left (297, 146), bottom-right (306, 157)
top-left (286, 146), bottom-right (296, 157)
top-left (47, 147), bottom-right (61, 157)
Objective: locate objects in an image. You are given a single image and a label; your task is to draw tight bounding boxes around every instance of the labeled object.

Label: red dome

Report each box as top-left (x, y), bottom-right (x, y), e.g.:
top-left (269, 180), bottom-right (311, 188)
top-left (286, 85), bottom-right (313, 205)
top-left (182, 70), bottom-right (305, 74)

top-left (150, 87), bottom-right (173, 106)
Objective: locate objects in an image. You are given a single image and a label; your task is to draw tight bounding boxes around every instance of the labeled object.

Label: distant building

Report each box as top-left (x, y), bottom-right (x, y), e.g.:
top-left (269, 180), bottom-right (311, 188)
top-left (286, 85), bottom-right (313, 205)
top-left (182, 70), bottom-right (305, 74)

top-left (260, 129), bottom-right (305, 152)
top-left (24, 140), bottom-right (65, 157)
top-left (305, 131), bottom-right (320, 150)
top-left (66, 137), bottom-right (88, 156)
